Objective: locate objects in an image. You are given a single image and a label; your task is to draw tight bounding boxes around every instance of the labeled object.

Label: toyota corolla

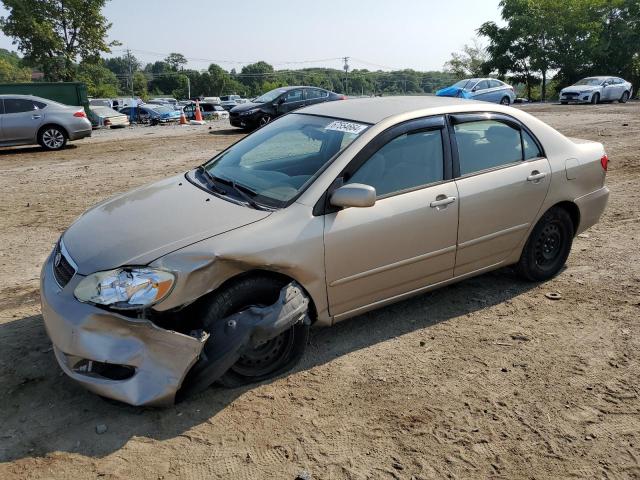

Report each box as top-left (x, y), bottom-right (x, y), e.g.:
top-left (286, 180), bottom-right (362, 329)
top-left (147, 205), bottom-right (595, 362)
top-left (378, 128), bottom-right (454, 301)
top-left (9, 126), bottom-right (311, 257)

top-left (41, 97), bottom-right (609, 406)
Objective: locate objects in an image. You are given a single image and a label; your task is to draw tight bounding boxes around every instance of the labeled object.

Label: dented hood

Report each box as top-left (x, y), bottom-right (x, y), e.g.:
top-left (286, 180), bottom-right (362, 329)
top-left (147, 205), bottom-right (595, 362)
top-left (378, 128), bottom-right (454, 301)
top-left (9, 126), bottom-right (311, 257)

top-left (63, 173), bottom-right (271, 274)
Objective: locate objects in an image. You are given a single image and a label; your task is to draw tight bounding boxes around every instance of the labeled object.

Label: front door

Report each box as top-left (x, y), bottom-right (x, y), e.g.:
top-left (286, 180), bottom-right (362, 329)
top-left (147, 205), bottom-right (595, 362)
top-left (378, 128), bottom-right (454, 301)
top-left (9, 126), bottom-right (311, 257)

top-left (324, 119), bottom-right (459, 317)
top-left (1, 98), bottom-right (44, 143)
top-left (450, 114), bottom-right (551, 276)
top-left (278, 89), bottom-right (305, 114)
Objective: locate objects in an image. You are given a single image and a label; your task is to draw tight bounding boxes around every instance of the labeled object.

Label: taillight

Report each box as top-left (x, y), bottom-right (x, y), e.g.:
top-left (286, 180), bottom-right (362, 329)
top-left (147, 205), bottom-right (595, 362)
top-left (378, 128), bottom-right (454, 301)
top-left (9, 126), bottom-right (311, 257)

top-left (73, 110), bottom-right (87, 118)
top-left (600, 154), bottom-right (609, 171)
top-left (338, 95), bottom-right (347, 100)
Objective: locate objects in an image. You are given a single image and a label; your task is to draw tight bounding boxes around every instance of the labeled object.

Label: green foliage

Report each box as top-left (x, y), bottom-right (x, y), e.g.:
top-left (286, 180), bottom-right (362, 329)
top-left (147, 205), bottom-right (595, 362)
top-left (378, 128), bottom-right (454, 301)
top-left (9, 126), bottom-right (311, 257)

top-left (443, 39), bottom-right (488, 78)
top-left (0, 48), bottom-right (31, 81)
top-left (479, 0), bottom-right (640, 100)
top-left (0, 0), bottom-right (118, 81)
top-left (164, 53), bottom-right (187, 71)
top-left (77, 60), bottom-right (118, 97)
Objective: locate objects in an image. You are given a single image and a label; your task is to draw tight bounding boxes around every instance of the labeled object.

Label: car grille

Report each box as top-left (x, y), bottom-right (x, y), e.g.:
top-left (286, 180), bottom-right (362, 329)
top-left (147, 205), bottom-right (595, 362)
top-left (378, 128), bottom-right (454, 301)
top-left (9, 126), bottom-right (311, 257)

top-left (52, 242), bottom-right (76, 288)
top-left (563, 92), bottom-right (578, 98)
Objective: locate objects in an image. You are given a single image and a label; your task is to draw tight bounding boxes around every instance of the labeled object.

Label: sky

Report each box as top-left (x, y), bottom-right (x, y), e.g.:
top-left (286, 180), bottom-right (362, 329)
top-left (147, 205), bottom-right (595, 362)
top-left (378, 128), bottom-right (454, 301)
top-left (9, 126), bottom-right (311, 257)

top-left (0, 0), bottom-right (503, 72)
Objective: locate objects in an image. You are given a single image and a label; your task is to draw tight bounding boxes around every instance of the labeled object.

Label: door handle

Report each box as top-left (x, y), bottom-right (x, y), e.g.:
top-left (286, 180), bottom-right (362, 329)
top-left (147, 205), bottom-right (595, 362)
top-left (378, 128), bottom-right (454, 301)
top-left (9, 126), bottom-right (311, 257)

top-left (32, 115), bottom-right (42, 119)
top-left (527, 171), bottom-right (546, 182)
top-left (430, 196), bottom-right (456, 208)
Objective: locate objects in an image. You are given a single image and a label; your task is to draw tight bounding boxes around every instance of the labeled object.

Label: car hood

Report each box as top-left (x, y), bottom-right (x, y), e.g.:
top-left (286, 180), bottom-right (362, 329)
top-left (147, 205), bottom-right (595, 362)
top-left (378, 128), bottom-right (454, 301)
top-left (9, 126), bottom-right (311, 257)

top-left (562, 85), bottom-right (600, 93)
top-left (63, 174), bottom-right (271, 274)
top-left (230, 101), bottom-right (262, 113)
top-left (435, 86), bottom-right (472, 99)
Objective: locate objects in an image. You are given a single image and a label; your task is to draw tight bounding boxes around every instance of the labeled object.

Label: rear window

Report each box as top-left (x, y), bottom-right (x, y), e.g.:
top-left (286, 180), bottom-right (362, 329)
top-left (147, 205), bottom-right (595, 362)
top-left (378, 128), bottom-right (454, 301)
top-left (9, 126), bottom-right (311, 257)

top-left (4, 98), bottom-right (38, 114)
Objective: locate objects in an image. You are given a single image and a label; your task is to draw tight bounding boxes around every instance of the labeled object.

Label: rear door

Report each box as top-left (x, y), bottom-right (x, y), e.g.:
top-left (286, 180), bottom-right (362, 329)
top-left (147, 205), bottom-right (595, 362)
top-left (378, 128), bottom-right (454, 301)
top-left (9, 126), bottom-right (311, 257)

top-left (279, 89), bottom-right (305, 114)
top-left (2, 98), bottom-right (44, 142)
top-left (304, 88), bottom-right (329, 106)
top-left (450, 113), bottom-right (551, 276)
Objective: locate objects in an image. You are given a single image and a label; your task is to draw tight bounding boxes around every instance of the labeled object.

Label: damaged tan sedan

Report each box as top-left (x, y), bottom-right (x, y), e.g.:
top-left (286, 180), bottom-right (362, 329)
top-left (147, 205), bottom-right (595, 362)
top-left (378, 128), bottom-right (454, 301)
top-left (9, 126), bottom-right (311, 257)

top-left (41, 97), bottom-right (609, 406)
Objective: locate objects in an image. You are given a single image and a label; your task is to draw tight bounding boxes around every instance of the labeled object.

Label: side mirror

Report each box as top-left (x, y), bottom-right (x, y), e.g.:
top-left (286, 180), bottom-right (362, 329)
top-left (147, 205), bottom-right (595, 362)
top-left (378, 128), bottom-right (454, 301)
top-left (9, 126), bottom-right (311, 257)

top-left (472, 87), bottom-right (478, 92)
top-left (330, 184), bottom-right (376, 208)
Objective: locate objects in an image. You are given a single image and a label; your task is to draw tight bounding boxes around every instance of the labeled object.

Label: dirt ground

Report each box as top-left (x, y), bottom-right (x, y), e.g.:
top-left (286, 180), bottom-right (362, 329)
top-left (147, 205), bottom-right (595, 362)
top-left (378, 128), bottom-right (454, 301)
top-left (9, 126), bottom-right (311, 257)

top-left (0, 104), bottom-right (638, 480)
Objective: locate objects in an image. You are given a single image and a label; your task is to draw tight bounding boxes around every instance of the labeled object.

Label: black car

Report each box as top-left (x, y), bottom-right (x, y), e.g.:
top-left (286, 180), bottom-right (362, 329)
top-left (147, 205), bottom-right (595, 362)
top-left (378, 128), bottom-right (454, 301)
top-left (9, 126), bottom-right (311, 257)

top-left (230, 86), bottom-right (345, 130)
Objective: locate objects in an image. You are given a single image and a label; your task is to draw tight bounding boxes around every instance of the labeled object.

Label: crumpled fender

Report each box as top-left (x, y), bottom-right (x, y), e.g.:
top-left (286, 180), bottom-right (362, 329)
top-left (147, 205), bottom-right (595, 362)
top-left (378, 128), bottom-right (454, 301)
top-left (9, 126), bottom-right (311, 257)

top-left (179, 282), bottom-right (310, 397)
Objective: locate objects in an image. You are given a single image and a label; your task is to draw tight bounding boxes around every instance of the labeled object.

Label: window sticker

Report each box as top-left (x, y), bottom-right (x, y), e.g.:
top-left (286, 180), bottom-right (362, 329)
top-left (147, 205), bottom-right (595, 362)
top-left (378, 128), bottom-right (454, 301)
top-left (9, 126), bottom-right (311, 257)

top-left (325, 120), bottom-right (368, 134)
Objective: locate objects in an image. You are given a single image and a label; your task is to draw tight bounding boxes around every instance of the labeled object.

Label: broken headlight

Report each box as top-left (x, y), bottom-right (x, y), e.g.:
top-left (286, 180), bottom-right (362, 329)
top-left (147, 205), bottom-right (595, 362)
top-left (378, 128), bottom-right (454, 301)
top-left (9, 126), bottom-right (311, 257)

top-left (74, 268), bottom-right (175, 309)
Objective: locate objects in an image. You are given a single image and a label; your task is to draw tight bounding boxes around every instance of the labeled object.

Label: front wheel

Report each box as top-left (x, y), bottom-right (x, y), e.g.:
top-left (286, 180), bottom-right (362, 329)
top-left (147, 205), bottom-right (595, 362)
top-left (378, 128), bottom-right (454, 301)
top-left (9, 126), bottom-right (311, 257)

top-left (199, 276), bottom-right (309, 388)
top-left (38, 126), bottom-right (67, 151)
top-left (619, 91), bottom-right (630, 103)
top-left (516, 207), bottom-right (574, 282)
top-left (258, 115), bottom-right (271, 127)
top-left (591, 93), bottom-right (600, 104)
top-left (500, 96), bottom-right (511, 106)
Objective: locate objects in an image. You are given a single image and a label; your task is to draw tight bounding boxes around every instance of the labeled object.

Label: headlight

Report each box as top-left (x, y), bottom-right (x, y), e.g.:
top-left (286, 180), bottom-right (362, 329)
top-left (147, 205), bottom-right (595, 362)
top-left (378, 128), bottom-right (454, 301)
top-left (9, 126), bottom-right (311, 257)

top-left (74, 268), bottom-right (175, 309)
top-left (579, 90), bottom-right (591, 94)
top-left (240, 108), bottom-right (259, 116)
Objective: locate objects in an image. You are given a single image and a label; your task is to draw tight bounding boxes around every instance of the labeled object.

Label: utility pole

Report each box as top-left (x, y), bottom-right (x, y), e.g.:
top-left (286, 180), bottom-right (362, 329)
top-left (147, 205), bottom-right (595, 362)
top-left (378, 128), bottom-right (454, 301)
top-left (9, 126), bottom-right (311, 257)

top-left (126, 48), bottom-right (134, 98)
top-left (343, 56), bottom-right (349, 95)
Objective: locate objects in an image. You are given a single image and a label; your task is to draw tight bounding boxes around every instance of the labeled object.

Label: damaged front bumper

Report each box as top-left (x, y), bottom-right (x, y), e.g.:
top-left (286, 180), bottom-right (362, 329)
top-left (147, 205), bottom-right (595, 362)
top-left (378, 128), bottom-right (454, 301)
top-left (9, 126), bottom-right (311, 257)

top-left (40, 250), bottom-right (208, 407)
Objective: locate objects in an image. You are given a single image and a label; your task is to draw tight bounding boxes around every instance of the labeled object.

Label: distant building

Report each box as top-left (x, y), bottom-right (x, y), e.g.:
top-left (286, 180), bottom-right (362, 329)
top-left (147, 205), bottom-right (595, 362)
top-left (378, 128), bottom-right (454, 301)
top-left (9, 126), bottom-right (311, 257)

top-left (31, 71), bottom-right (45, 81)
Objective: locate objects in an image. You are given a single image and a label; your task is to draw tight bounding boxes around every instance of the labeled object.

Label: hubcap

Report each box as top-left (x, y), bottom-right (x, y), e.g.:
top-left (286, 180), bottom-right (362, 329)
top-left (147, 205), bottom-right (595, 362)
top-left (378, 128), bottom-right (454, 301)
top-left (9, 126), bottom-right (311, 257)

top-left (259, 116), bottom-right (270, 126)
top-left (501, 97), bottom-right (509, 105)
top-left (231, 329), bottom-right (295, 377)
top-left (534, 223), bottom-right (562, 266)
top-left (42, 129), bottom-right (64, 149)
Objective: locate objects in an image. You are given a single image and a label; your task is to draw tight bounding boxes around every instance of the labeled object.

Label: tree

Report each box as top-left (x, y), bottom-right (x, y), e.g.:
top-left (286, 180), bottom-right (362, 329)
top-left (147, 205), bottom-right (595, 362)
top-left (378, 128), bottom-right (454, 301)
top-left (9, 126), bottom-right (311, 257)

top-left (0, 58), bottom-right (31, 82)
top-left (77, 60), bottom-right (118, 97)
top-left (0, 0), bottom-right (118, 81)
top-left (239, 61), bottom-right (275, 96)
top-left (164, 52), bottom-right (187, 71)
top-left (132, 71), bottom-right (148, 99)
top-left (443, 39), bottom-right (488, 78)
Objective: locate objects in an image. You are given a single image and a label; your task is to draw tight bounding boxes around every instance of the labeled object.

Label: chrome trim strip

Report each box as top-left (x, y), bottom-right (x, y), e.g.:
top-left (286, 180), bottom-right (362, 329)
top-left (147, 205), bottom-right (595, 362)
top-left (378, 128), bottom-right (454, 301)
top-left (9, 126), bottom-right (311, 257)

top-left (457, 223), bottom-right (530, 250)
top-left (329, 245), bottom-right (456, 287)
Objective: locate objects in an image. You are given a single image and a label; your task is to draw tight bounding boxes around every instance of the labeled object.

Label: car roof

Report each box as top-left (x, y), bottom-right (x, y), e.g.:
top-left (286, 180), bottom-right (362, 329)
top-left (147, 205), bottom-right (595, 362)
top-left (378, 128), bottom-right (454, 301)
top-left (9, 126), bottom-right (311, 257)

top-left (300, 96), bottom-right (484, 124)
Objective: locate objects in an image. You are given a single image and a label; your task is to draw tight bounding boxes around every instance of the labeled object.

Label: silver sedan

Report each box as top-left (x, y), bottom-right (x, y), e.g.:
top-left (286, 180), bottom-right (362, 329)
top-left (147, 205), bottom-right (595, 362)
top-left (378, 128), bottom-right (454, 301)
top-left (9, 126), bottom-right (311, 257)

top-left (0, 94), bottom-right (92, 150)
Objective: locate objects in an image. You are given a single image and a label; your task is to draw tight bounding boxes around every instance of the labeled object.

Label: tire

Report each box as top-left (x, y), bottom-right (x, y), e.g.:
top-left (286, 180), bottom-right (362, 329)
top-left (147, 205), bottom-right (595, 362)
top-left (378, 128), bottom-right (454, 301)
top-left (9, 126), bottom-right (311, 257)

top-left (591, 93), bottom-right (600, 105)
top-left (619, 91), bottom-right (630, 103)
top-left (516, 207), bottom-right (574, 282)
top-left (500, 96), bottom-right (511, 106)
top-left (38, 125), bottom-right (67, 151)
top-left (258, 115), bottom-right (271, 127)
top-left (561, 101), bottom-right (568, 105)
top-left (198, 275), bottom-right (309, 388)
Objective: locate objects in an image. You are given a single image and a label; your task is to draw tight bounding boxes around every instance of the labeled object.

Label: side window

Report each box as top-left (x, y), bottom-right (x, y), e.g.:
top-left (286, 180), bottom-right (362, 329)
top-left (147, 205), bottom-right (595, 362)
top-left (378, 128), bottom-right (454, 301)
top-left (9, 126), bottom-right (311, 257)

top-left (489, 80), bottom-right (502, 88)
top-left (4, 98), bottom-right (37, 114)
top-left (454, 120), bottom-right (522, 175)
top-left (284, 89), bottom-right (303, 103)
top-left (347, 129), bottom-right (444, 197)
top-left (475, 80), bottom-right (490, 91)
top-left (33, 101), bottom-right (47, 109)
top-left (523, 130), bottom-right (542, 159)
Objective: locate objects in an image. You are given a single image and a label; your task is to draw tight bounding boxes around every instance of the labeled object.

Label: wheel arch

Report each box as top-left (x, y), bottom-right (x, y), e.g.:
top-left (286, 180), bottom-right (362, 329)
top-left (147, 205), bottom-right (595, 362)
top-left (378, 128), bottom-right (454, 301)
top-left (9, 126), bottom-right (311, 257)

top-left (550, 200), bottom-right (580, 236)
top-left (208, 268), bottom-right (319, 324)
top-left (37, 123), bottom-right (69, 140)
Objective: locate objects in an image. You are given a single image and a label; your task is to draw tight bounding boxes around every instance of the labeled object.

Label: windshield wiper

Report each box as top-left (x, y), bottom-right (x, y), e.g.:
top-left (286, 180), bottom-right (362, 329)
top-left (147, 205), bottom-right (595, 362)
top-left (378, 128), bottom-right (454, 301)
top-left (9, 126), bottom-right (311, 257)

top-left (209, 174), bottom-right (267, 210)
top-left (197, 165), bottom-right (227, 195)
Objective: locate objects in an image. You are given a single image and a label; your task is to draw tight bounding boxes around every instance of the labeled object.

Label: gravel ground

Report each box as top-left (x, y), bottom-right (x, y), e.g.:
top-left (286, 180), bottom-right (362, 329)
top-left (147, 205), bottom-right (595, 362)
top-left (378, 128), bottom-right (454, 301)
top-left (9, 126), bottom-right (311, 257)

top-left (0, 104), bottom-right (638, 479)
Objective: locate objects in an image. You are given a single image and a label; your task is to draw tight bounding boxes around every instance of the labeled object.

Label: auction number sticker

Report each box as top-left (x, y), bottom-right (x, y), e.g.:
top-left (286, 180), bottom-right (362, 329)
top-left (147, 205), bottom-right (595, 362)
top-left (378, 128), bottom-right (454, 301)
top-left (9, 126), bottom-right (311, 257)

top-left (325, 120), bottom-right (368, 134)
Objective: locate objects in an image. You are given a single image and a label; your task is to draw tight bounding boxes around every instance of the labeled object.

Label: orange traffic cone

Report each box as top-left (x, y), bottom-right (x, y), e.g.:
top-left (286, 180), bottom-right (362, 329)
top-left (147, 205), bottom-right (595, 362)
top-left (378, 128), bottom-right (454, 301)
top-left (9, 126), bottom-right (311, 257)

top-left (194, 100), bottom-right (203, 122)
top-left (179, 111), bottom-right (188, 125)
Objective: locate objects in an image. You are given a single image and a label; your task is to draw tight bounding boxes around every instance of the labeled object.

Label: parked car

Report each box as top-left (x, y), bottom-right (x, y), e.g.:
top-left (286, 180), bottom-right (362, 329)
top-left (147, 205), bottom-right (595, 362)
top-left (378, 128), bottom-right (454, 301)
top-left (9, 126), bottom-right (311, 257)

top-left (0, 94), bottom-right (91, 150)
top-left (436, 78), bottom-right (516, 105)
top-left (119, 105), bottom-right (181, 124)
top-left (41, 96), bottom-right (609, 406)
top-left (89, 105), bottom-right (130, 129)
top-left (559, 76), bottom-right (633, 104)
top-left (112, 97), bottom-right (139, 111)
top-left (183, 102), bottom-right (230, 120)
top-left (220, 94), bottom-right (241, 111)
top-left (230, 86), bottom-right (344, 130)
top-left (202, 96), bottom-right (221, 105)
top-left (89, 98), bottom-right (113, 108)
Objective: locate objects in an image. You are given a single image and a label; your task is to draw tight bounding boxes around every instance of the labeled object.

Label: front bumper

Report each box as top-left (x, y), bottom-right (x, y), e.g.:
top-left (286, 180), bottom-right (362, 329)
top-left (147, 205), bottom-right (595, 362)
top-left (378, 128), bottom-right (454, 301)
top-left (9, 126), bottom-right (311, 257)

top-left (560, 92), bottom-right (593, 103)
top-left (40, 248), bottom-right (208, 406)
top-left (230, 112), bottom-right (259, 129)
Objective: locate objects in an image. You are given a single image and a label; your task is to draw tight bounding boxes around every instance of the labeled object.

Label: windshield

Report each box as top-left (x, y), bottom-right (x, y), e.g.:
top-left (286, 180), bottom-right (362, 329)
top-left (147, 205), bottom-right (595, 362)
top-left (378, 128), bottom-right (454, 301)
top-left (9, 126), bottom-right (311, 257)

top-left (152, 105), bottom-right (174, 114)
top-left (574, 77), bottom-right (603, 86)
top-left (254, 88), bottom-right (287, 103)
top-left (452, 79), bottom-right (478, 90)
top-left (202, 114), bottom-right (370, 208)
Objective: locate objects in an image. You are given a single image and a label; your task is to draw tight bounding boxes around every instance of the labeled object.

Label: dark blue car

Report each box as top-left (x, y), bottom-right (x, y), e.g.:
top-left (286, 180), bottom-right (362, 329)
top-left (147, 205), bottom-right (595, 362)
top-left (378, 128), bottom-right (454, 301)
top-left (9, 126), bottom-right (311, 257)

top-left (120, 105), bottom-right (182, 124)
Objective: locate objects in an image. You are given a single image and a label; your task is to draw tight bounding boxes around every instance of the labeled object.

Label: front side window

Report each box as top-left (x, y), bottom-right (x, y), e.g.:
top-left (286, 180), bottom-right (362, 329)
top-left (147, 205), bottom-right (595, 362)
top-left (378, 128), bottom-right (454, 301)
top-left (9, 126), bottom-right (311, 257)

top-left (4, 99), bottom-right (37, 114)
top-left (203, 114), bottom-right (369, 207)
top-left (454, 120), bottom-right (523, 175)
top-left (347, 129), bottom-right (444, 197)
top-left (284, 89), bottom-right (303, 103)
top-left (475, 80), bottom-right (490, 91)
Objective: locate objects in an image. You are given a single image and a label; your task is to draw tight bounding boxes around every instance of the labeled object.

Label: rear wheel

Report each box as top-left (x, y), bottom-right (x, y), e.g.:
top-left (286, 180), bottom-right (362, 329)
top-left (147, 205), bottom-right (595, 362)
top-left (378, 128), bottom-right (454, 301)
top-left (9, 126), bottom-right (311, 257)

top-left (38, 126), bottom-right (67, 151)
top-left (516, 207), bottom-right (574, 282)
top-left (561, 101), bottom-right (568, 105)
top-left (198, 276), bottom-right (309, 388)
top-left (500, 96), bottom-right (511, 106)
top-left (619, 91), bottom-right (630, 103)
top-left (591, 93), bottom-right (600, 104)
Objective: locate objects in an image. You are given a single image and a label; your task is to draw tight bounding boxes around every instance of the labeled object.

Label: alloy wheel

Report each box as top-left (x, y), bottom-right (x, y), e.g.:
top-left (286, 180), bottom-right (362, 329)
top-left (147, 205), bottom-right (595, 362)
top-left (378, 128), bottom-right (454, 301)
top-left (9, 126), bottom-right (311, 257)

top-left (42, 129), bottom-right (65, 149)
